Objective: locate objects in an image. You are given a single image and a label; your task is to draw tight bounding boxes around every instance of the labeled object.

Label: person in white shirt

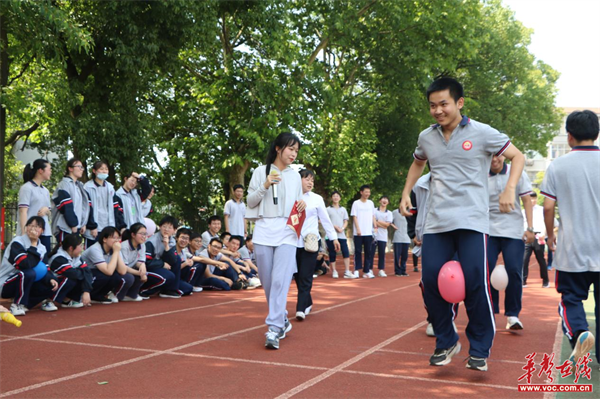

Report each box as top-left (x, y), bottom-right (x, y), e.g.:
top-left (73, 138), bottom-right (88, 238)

top-left (224, 184), bottom-right (247, 237)
top-left (522, 193), bottom-right (549, 287)
top-left (350, 185), bottom-right (378, 278)
top-left (326, 191), bottom-right (351, 279)
top-left (373, 196), bottom-right (393, 277)
top-left (294, 169), bottom-right (339, 321)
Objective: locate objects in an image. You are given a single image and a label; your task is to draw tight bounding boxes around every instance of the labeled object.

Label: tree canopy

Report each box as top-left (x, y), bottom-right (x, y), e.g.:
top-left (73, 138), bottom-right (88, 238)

top-left (1, 0), bottom-right (562, 232)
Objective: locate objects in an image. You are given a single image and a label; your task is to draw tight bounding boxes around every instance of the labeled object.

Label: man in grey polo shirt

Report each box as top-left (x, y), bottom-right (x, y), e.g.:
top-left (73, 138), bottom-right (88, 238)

top-left (224, 184), bottom-right (247, 237)
top-left (541, 110), bottom-right (599, 366)
top-left (487, 155), bottom-right (534, 331)
top-left (400, 77), bottom-right (526, 372)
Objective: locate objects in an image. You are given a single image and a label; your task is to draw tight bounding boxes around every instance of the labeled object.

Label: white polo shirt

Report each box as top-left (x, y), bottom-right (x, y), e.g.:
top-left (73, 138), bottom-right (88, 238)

top-left (351, 199), bottom-right (375, 236)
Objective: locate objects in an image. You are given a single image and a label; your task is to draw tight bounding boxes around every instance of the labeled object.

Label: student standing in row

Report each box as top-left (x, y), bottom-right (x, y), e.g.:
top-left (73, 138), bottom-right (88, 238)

top-left (522, 192), bottom-right (549, 288)
top-left (247, 132), bottom-right (305, 350)
top-left (18, 159), bottom-right (53, 255)
top-left (487, 154), bottom-right (534, 330)
top-left (391, 201), bottom-right (411, 277)
top-left (373, 196), bottom-right (393, 278)
top-left (224, 184), bottom-right (247, 237)
top-left (294, 169), bottom-right (339, 321)
top-left (400, 77), bottom-right (526, 372)
top-left (52, 158), bottom-right (97, 244)
top-left (326, 191), bottom-right (351, 279)
top-left (115, 172), bottom-right (152, 230)
top-left (351, 185), bottom-right (377, 279)
top-left (541, 110), bottom-right (599, 365)
top-left (84, 161), bottom-right (125, 248)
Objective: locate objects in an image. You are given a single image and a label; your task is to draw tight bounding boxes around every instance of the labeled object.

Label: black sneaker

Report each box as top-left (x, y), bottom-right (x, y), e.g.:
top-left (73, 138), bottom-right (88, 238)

top-left (90, 297), bottom-right (113, 305)
top-left (429, 342), bottom-right (461, 366)
top-left (466, 356), bottom-right (488, 371)
top-left (413, 267), bottom-right (419, 272)
top-left (159, 290), bottom-right (181, 299)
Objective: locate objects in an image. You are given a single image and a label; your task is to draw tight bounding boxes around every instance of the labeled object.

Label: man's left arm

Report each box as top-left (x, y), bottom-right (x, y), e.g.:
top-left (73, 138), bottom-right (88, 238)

top-left (498, 145), bottom-right (525, 213)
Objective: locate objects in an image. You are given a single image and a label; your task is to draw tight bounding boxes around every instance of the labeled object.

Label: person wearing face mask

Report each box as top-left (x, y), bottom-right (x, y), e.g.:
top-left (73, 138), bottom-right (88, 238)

top-left (51, 158), bottom-right (97, 245)
top-left (83, 161), bottom-right (126, 248)
top-left (115, 171), bottom-right (153, 230)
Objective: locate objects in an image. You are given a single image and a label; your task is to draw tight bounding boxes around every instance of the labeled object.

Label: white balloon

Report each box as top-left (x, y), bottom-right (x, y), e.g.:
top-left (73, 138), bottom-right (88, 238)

top-left (144, 218), bottom-right (157, 237)
top-left (491, 264), bottom-right (509, 291)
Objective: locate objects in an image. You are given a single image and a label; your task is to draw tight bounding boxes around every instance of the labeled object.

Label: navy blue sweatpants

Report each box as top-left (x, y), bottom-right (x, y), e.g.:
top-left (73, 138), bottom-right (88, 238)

top-left (353, 235), bottom-right (373, 273)
top-left (422, 229), bottom-right (495, 358)
top-left (487, 236), bottom-right (525, 317)
top-left (393, 243), bottom-right (409, 275)
top-left (1, 270), bottom-right (75, 308)
top-left (556, 270), bottom-right (599, 363)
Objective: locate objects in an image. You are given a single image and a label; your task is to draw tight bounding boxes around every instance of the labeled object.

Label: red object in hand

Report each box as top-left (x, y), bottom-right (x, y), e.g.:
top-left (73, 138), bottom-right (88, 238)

top-left (287, 201), bottom-right (306, 238)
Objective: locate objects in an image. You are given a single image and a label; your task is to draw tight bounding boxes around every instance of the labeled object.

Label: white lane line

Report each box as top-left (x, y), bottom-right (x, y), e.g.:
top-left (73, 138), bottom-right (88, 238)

top-left (1, 283), bottom-right (419, 397)
top-left (275, 321), bottom-right (428, 399)
top-left (342, 369), bottom-right (515, 390)
top-left (543, 319), bottom-right (564, 399)
top-left (377, 348), bottom-right (526, 364)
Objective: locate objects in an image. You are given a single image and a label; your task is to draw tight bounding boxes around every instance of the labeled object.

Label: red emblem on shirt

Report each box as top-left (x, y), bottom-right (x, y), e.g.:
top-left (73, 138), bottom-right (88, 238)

top-left (462, 140), bottom-right (473, 151)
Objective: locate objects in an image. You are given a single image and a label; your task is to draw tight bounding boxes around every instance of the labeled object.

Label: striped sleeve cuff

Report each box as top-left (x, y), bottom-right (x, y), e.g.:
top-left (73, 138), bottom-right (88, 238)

top-left (18, 204), bottom-right (30, 208)
top-left (496, 140), bottom-right (511, 156)
top-left (413, 153), bottom-right (427, 161)
top-left (519, 190), bottom-right (534, 197)
top-left (540, 191), bottom-right (556, 201)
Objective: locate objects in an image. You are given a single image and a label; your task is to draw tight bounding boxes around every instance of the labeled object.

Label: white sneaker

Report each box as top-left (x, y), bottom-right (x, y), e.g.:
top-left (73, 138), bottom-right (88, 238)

top-left (41, 299), bottom-right (58, 312)
top-left (10, 303), bottom-right (27, 316)
top-left (312, 274), bottom-right (318, 278)
top-left (344, 271), bottom-right (357, 279)
top-left (296, 311), bottom-right (305, 321)
top-left (61, 300), bottom-right (84, 308)
top-left (192, 286), bottom-right (204, 293)
top-left (378, 270), bottom-right (388, 277)
top-left (305, 305), bottom-right (312, 315)
top-left (426, 323), bottom-right (435, 337)
top-left (363, 271), bottom-right (375, 279)
top-left (506, 316), bottom-right (524, 330)
top-left (123, 296), bottom-right (143, 302)
top-left (332, 270), bottom-right (339, 279)
top-left (107, 292), bottom-right (119, 303)
top-left (353, 270), bottom-right (360, 278)
top-left (249, 277), bottom-right (262, 288)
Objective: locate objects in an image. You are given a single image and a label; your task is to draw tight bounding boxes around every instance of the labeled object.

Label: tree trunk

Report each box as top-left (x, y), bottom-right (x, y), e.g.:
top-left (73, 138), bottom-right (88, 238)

top-left (226, 160), bottom-right (250, 200)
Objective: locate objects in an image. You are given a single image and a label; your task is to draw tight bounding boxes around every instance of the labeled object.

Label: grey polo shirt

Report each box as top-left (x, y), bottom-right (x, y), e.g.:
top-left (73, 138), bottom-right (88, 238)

top-left (120, 240), bottom-right (146, 268)
top-left (200, 231), bottom-right (220, 253)
top-left (224, 200), bottom-right (246, 236)
top-left (540, 146), bottom-right (600, 273)
top-left (392, 209), bottom-right (411, 244)
top-left (374, 209), bottom-right (393, 242)
top-left (81, 242), bottom-right (113, 270)
top-left (17, 181), bottom-right (52, 236)
top-left (413, 116), bottom-right (511, 234)
top-left (488, 163), bottom-right (533, 239)
top-left (199, 249), bottom-right (223, 274)
top-left (326, 206), bottom-right (349, 240)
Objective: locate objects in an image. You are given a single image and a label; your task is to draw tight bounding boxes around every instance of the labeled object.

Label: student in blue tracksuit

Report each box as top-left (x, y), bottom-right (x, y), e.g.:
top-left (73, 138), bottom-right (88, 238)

top-left (17, 159), bottom-right (53, 255)
top-left (51, 158), bottom-right (97, 244)
top-left (115, 172), bottom-right (152, 229)
top-left (83, 161), bottom-right (126, 247)
top-left (541, 110), bottom-right (599, 365)
top-left (400, 77), bottom-right (526, 372)
top-left (0, 217), bottom-right (69, 315)
top-left (48, 233), bottom-right (93, 308)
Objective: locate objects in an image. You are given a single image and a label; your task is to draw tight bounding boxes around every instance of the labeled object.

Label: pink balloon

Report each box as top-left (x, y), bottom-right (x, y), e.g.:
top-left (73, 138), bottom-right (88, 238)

top-left (438, 260), bottom-right (466, 303)
top-left (144, 218), bottom-right (156, 237)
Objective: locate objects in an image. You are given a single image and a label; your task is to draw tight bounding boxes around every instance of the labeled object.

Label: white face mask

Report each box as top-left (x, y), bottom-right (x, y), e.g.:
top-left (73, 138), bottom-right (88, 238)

top-left (96, 173), bottom-right (109, 180)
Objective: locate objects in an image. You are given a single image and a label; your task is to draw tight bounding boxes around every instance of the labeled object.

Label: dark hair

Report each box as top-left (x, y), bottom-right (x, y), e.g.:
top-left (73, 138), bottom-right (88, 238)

top-left (379, 196), bottom-right (389, 201)
top-left (246, 234), bottom-right (252, 242)
top-left (530, 192), bottom-right (538, 198)
top-left (190, 231), bottom-right (202, 241)
top-left (159, 215), bottom-right (179, 229)
top-left (566, 110), bottom-right (600, 142)
top-left (209, 237), bottom-right (223, 246)
top-left (229, 235), bottom-right (244, 246)
top-left (122, 222), bottom-right (146, 242)
top-left (99, 226), bottom-right (120, 245)
top-left (65, 158), bottom-right (82, 177)
top-left (426, 77), bottom-right (464, 102)
top-left (208, 215), bottom-right (221, 224)
top-left (360, 185), bottom-right (371, 192)
top-left (23, 159), bottom-right (50, 183)
top-left (49, 233), bottom-right (83, 258)
top-left (90, 160), bottom-right (108, 180)
top-left (330, 190), bottom-right (341, 197)
top-left (265, 132), bottom-right (302, 177)
top-left (25, 216), bottom-right (46, 231)
top-left (232, 184), bottom-right (244, 191)
top-left (176, 228), bottom-right (192, 239)
top-left (220, 231), bottom-right (231, 240)
top-left (299, 169), bottom-right (314, 179)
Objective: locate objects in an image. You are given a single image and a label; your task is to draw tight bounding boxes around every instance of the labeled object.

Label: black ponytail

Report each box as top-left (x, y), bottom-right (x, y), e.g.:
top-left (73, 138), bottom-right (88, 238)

top-left (65, 157), bottom-right (82, 177)
top-left (49, 233), bottom-right (83, 258)
top-left (122, 222), bottom-right (145, 242)
top-left (264, 132), bottom-right (301, 177)
top-left (23, 159), bottom-right (49, 183)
